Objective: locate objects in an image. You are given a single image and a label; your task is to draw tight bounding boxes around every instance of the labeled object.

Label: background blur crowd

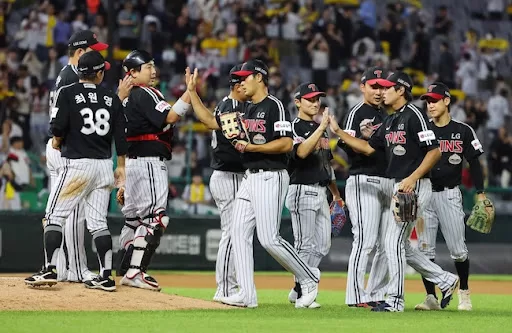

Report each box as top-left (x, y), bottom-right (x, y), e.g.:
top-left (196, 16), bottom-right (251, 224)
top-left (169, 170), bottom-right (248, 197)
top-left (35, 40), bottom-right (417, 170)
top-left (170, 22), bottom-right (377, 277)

top-left (1, 0), bottom-right (512, 213)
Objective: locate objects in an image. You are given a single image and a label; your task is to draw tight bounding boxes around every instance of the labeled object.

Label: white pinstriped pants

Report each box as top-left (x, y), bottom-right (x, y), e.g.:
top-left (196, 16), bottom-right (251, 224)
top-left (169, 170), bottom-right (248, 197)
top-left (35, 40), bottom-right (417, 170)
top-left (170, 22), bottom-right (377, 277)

top-left (209, 170), bottom-right (244, 299)
top-left (231, 169), bottom-right (319, 305)
top-left (420, 187), bottom-right (468, 262)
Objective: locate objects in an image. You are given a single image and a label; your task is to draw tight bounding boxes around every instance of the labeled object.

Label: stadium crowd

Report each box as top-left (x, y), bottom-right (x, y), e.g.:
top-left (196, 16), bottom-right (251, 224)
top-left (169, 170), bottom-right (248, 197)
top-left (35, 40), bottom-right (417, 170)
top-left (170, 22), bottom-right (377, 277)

top-left (0, 0), bottom-right (511, 212)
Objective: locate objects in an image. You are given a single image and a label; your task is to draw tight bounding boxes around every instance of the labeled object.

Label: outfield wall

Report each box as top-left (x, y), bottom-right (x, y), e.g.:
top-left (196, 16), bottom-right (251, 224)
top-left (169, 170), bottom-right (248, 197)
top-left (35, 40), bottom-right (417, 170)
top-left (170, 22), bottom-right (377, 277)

top-left (0, 212), bottom-right (510, 274)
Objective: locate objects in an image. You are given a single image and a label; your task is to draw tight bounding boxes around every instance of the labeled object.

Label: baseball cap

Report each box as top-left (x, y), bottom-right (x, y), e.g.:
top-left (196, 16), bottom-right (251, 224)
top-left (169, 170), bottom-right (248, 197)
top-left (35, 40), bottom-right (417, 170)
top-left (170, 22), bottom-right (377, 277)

top-left (361, 66), bottom-right (387, 85)
top-left (77, 51), bottom-right (111, 75)
top-left (232, 59), bottom-right (269, 79)
top-left (229, 64), bottom-right (243, 85)
top-left (294, 83), bottom-right (326, 99)
top-left (376, 71), bottom-right (413, 91)
top-left (420, 82), bottom-right (451, 100)
top-left (68, 30), bottom-right (108, 51)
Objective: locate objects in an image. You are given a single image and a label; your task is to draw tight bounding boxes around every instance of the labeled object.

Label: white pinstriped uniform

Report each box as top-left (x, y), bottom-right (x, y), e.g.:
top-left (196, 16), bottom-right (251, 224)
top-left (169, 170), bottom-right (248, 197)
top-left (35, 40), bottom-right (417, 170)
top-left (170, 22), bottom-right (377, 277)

top-left (342, 101), bottom-right (393, 305)
top-left (231, 95), bottom-right (319, 306)
top-left (379, 104), bottom-right (458, 311)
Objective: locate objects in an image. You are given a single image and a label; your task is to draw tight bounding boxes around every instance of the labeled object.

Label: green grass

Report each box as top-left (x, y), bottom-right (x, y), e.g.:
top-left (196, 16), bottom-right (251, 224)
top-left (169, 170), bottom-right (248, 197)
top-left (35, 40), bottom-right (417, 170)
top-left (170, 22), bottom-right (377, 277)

top-left (1, 288), bottom-right (511, 333)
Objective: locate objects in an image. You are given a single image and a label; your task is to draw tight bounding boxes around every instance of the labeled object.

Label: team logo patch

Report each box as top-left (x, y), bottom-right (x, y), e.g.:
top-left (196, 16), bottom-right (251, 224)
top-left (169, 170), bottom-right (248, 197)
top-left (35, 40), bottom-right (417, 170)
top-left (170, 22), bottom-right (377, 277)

top-left (471, 139), bottom-right (482, 151)
top-left (305, 191), bottom-right (318, 196)
top-left (253, 133), bottom-right (266, 144)
top-left (418, 130), bottom-right (436, 142)
top-left (393, 145), bottom-right (406, 156)
top-left (274, 121), bottom-right (291, 132)
top-left (448, 153), bottom-right (462, 165)
top-left (155, 101), bottom-right (171, 113)
top-left (367, 178), bottom-right (381, 184)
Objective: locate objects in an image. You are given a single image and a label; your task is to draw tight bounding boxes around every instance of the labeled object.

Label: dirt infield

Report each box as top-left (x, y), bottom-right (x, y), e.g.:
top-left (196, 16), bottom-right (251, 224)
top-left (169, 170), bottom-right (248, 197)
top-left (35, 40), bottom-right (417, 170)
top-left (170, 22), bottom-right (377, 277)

top-left (1, 273), bottom-right (511, 311)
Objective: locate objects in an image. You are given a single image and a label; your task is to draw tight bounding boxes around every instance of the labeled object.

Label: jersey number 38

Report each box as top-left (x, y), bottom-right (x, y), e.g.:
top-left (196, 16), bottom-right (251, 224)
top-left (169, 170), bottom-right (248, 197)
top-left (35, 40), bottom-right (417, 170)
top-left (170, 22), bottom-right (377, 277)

top-left (80, 108), bottom-right (110, 136)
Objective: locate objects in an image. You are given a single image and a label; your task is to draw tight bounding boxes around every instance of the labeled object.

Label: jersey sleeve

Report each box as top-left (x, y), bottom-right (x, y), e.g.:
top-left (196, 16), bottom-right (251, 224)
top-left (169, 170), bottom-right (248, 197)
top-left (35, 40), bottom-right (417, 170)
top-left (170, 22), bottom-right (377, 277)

top-left (50, 69), bottom-right (78, 107)
top-left (112, 96), bottom-right (128, 156)
top-left (135, 87), bottom-right (170, 128)
top-left (368, 120), bottom-right (386, 149)
top-left (268, 97), bottom-right (292, 138)
top-left (463, 123), bottom-right (484, 160)
top-left (410, 108), bottom-right (439, 150)
top-left (343, 107), bottom-right (362, 138)
top-left (50, 86), bottom-right (70, 137)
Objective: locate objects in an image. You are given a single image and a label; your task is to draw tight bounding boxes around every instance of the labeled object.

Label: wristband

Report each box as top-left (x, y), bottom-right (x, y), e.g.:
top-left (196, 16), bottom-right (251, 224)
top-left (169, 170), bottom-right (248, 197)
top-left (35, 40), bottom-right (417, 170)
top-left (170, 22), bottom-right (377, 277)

top-left (173, 98), bottom-right (191, 117)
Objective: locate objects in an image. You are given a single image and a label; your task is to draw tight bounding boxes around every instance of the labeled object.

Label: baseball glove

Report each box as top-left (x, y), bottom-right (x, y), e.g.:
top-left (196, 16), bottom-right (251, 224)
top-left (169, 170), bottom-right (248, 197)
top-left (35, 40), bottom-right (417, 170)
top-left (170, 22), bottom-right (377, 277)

top-left (219, 112), bottom-right (250, 153)
top-left (392, 191), bottom-right (418, 223)
top-left (116, 186), bottom-right (125, 206)
top-left (466, 198), bottom-right (495, 234)
top-left (330, 199), bottom-right (347, 237)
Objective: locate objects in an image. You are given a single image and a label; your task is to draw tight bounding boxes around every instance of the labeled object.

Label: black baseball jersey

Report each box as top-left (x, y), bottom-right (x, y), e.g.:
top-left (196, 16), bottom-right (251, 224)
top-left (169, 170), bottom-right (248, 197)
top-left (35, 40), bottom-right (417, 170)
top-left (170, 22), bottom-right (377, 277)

top-left (218, 95), bottom-right (292, 170)
top-left (369, 103), bottom-right (439, 180)
top-left (288, 118), bottom-right (333, 185)
top-left (210, 96), bottom-right (245, 172)
top-left (124, 85), bottom-right (174, 160)
top-left (50, 82), bottom-right (127, 159)
top-left (339, 101), bottom-right (388, 177)
top-left (430, 119), bottom-right (484, 188)
top-left (48, 65), bottom-right (80, 136)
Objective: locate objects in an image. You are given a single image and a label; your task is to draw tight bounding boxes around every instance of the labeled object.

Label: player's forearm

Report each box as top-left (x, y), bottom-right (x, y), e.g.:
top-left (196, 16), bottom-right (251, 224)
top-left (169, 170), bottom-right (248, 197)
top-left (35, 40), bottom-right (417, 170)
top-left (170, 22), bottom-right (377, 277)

top-left (409, 148), bottom-right (441, 181)
top-left (333, 128), bottom-right (375, 156)
top-left (328, 180), bottom-right (342, 200)
top-left (246, 137), bottom-right (293, 154)
top-left (188, 90), bottom-right (219, 130)
top-left (468, 157), bottom-right (485, 192)
top-left (117, 155), bottom-right (126, 168)
top-left (296, 128), bottom-right (325, 159)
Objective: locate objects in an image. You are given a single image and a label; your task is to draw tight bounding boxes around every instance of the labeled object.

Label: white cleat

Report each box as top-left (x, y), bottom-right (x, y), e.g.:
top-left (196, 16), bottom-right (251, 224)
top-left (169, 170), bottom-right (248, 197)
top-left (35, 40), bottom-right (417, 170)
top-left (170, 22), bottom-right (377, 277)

top-left (308, 301), bottom-right (321, 309)
top-left (297, 268), bottom-right (320, 308)
top-left (219, 293), bottom-right (258, 308)
top-left (120, 272), bottom-right (161, 291)
top-left (415, 294), bottom-right (441, 310)
top-left (457, 289), bottom-right (472, 311)
top-left (288, 288), bottom-right (298, 303)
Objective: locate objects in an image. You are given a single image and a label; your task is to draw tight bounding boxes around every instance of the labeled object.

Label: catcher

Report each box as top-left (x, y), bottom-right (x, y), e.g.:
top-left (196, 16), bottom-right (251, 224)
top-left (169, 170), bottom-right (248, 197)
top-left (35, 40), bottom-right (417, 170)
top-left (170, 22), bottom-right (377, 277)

top-left (285, 85), bottom-right (346, 309)
top-left (415, 82), bottom-right (494, 311)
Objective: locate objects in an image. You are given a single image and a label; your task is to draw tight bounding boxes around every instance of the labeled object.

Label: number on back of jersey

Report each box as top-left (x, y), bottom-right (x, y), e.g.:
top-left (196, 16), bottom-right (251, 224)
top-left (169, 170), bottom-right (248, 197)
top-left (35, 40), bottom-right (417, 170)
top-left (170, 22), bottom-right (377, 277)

top-left (80, 108), bottom-right (110, 136)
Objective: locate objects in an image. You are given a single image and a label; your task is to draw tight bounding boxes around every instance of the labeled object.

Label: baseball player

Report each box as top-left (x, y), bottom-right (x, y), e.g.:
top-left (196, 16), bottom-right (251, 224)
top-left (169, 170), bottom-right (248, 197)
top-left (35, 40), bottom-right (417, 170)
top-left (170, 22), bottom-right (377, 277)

top-left (185, 60), bottom-right (320, 308)
top-left (285, 83), bottom-right (341, 309)
top-left (330, 72), bottom-right (459, 312)
top-left (25, 51), bottom-right (127, 291)
top-left (116, 50), bottom-right (192, 291)
top-left (415, 82), bottom-right (484, 311)
top-left (340, 67), bottom-right (394, 308)
top-left (182, 64), bottom-right (248, 301)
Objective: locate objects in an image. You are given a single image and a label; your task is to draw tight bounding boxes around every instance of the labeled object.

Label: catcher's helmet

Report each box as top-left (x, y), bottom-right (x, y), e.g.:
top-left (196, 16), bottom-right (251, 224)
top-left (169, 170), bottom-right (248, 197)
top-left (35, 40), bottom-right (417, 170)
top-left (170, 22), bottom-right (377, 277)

top-left (122, 50), bottom-right (154, 72)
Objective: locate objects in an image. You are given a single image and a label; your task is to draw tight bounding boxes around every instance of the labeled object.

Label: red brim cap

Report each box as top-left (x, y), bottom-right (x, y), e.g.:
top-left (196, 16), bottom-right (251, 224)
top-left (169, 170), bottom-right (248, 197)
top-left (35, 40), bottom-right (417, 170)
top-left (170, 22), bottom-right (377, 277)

top-left (104, 61), bottom-right (111, 71)
top-left (90, 42), bottom-right (109, 51)
top-left (366, 79), bottom-right (386, 86)
top-left (420, 92), bottom-right (444, 100)
top-left (231, 70), bottom-right (254, 77)
top-left (302, 91), bottom-right (326, 99)
top-left (374, 79), bottom-right (396, 87)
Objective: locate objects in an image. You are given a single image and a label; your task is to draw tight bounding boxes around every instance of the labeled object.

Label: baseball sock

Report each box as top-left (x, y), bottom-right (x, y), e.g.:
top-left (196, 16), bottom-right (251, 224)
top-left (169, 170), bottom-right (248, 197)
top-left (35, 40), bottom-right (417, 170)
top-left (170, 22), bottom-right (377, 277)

top-left (44, 225), bottom-right (63, 268)
top-left (93, 230), bottom-right (113, 278)
top-left (455, 259), bottom-right (469, 290)
top-left (422, 259), bottom-right (437, 298)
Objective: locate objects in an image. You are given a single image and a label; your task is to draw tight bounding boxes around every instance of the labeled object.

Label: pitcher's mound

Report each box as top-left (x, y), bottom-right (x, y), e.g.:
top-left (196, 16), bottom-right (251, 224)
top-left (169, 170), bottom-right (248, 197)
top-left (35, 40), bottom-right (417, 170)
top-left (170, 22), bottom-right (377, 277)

top-left (0, 277), bottom-right (231, 311)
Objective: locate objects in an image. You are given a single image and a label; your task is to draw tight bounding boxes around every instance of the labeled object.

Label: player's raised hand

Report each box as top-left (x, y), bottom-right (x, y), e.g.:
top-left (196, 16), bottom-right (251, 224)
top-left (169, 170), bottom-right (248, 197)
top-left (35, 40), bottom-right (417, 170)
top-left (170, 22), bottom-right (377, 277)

top-left (319, 108), bottom-right (330, 130)
top-left (185, 67), bottom-right (198, 92)
top-left (118, 75), bottom-right (134, 101)
top-left (328, 115), bottom-right (341, 133)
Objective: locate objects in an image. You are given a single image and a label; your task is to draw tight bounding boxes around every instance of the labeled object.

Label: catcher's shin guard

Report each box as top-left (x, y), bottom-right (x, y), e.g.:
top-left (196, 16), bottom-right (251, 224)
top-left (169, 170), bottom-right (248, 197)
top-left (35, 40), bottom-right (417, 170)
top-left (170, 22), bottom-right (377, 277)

top-left (116, 245), bottom-right (133, 277)
top-left (125, 209), bottom-right (169, 278)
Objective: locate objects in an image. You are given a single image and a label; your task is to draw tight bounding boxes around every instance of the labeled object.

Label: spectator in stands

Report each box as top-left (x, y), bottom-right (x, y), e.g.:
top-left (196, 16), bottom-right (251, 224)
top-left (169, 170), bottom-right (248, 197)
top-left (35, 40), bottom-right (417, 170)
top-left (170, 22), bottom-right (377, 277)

top-left (409, 21), bottom-right (430, 74)
top-left (489, 126), bottom-right (512, 187)
top-left (307, 32), bottom-right (329, 90)
top-left (378, 16), bottom-right (404, 61)
top-left (437, 41), bottom-right (456, 88)
top-left (41, 47), bottom-right (63, 89)
top-left (182, 173), bottom-right (212, 215)
top-left (21, 50), bottom-right (43, 84)
top-left (1, 136), bottom-right (33, 210)
top-left (117, 0), bottom-right (140, 50)
top-left (433, 5), bottom-right (452, 36)
top-left (449, 96), bottom-right (467, 123)
top-left (487, 0), bottom-right (506, 20)
top-left (29, 84), bottom-right (49, 154)
top-left (456, 52), bottom-right (478, 98)
top-left (90, 14), bottom-right (108, 48)
top-left (53, 11), bottom-right (72, 55)
top-left (487, 88), bottom-right (510, 142)
top-left (357, 0), bottom-right (377, 39)
top-left (71, 12), bottom-right (88, 34)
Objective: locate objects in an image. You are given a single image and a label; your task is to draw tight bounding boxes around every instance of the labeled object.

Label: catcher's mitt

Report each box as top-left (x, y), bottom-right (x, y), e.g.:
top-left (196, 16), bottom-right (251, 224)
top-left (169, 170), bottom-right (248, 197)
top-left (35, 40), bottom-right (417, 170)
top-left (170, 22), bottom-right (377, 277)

top-left (392, 191), bottom-right (418, 223)
top-left (466, 198), bottom-right (495, 234)
top-left (330, 199), bottom-right (347, 237)
top-left (219, 112), bottom-right (250, 152)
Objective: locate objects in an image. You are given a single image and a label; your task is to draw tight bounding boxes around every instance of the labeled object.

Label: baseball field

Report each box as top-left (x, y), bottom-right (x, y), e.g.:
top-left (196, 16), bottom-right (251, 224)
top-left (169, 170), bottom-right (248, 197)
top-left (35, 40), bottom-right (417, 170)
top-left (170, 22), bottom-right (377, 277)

top-left (1, 271), bottom-right (511, 333)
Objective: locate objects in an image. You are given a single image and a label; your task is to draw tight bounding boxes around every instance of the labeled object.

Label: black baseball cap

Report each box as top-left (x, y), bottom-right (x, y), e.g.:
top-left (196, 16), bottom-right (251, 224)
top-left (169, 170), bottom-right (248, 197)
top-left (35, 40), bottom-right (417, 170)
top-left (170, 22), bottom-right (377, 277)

top-left (68, 30), bottom-right (108, 51)
top-left (361, 66), bottom-right (387, 85)
top-left (420, 82), bottom-right (451, 100)
top-left (229, 64), bottom-right (243, 85)
top-left (232, 59), bottom-right (269, 79)
top-left (377, 71), bottom-right (413, 91)
top-left (294, 83), bottom-right (326, 99)
top-left (77, 51), bottom-right (111, 75)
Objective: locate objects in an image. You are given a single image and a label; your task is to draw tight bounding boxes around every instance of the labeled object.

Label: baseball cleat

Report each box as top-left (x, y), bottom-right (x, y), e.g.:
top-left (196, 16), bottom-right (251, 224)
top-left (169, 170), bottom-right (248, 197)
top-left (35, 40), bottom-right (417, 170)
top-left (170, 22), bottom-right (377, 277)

top-left (348, 303), bottom-right (371, 308)
top-left (415, 294), bottom-right (441, 310)
top-left (440, 277), bottom-right (459, 309)
top-left (297, 268), bottom-right (320, 308)
top-left (288, 288), bottom-right (298, 303)
top-left (25, 266), bottom-right (58, 287)
top-left (120, 272), bottom-right (161, 291)
top-left (219, 293), bottom-right (258, 308)
top-left (296, 300), bottom-right (321, 309)
top-left (457, 289), bottom-right (472, 311)
top-left (84, 275), bottom-right (116, 292)
top-left (371, 302), bottom-right (402, 312)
